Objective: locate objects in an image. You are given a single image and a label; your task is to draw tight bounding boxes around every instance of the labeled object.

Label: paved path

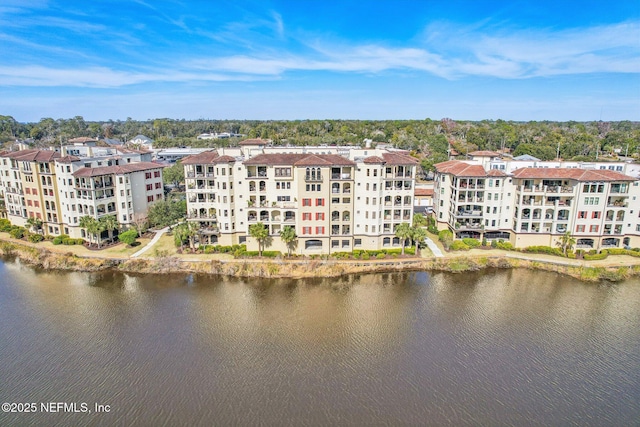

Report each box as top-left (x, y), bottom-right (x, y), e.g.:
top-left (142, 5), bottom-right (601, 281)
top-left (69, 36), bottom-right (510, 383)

top-left (424, 236), bottom-right (444, 257)
top-left (131, 227), bottom-right (169, 258)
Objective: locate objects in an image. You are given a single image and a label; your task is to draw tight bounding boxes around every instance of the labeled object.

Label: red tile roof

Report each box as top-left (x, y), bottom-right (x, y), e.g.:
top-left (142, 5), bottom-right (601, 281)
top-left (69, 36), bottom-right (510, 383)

top-left (363, 156), bottom-right (385, 164)
top-left (381, 152), bottom-right (419, 165)
top-left (511, 168), bottom-right (636, 182)
top-left (72, 162), bottom-right (164, 177)
top-left (56, 155), bottom-right (81, 163)
top-left (434, 160), bottom-right (488, 177)
top-left (212, 155), bottom-right (236, 163)
top-left (181, 151), bottom-right (220, 165)
top-left (487, 169), bottom-right (508, 177)
top-left (0, 149), bottom-right (61, 162)
top-left (414, 188), bottom-right (434, 197)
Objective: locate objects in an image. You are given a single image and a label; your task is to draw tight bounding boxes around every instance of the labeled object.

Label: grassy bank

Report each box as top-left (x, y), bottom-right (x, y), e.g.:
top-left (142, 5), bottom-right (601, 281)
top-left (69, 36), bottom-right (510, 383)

top-left (1, 236), bottom-right (640, 283)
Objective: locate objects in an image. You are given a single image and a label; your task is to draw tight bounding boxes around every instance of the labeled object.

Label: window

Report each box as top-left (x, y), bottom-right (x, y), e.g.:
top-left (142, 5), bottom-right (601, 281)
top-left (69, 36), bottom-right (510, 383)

top-left (576, 225), bottom-right (585, 232)
top-left (302, 227), bottom-right (312, 235)
top-left (578, 211), bottom-right (587, 219)
top-left (316, 198), bottom-right (324, 206)
top-left (302, 212), bottom-right (312, 221)
top-left (302, 198), bottom-right (311, 206)
top-left (589, 225), bottom-right (599, 232)
top-left (146, 184), bottom-right (152, 191)
top-left (155, 182), bottom-right (162, 189)
top-left (592, 211), bottom-right (601, 219)
top-left (316, 226), bottom-right (324, 234)
top-left (154, 171), bottom-right (161, 178)
top-left (316, 212), bottom-right (324, 220)
top-left (145, 172), bottom-right (151, 179)
top-left (147, 195), bottom-right (154, 202)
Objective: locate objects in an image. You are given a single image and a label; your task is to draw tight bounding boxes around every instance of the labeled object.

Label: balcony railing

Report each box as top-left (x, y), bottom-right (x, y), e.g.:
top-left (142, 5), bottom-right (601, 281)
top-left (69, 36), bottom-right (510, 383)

top-left (305, 174), bottom-right (323, 182)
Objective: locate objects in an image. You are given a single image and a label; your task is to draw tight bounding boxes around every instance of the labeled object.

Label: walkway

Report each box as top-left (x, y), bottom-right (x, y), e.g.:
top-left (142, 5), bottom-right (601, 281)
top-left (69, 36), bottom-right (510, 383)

top-left (131, 226), bottom-right (169, 258)
top-left (424, 236), bottom-right (444, 257)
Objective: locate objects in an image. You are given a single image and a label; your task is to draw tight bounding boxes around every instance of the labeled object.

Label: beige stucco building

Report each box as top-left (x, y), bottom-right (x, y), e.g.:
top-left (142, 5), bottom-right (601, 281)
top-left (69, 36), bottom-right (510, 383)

top-left (182, 140), bottom-right (419, 255)
top-left (433, 151), bottom-right (640, 250)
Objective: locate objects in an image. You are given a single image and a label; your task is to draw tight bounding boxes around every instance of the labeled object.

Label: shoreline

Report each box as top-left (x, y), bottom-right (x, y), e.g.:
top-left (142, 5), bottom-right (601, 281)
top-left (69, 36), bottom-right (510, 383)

top-left (1, 235), bottom-right (640, 283)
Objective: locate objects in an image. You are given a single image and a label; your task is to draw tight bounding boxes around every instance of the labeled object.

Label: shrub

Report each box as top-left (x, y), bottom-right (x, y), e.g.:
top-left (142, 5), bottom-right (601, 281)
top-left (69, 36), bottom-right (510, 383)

top-left (482, 238), bottom-right (487, 247)
top-left (0, 219), bottom-right (12, 232)
top-left (490, 240), bottom-right (498, 248)
top-left (462, 238), bottom-right (481, 248)
top-left (584, 250), bottom-right (608, 260)
top-left (118, 229), bottom-right (138, 246)
top-left (52, 234), bottom-right (69, 245)
top-left (27, 233), bottom-right (44, 243)
top-left (438, 229), bottom-right (454, 249)
top-left (450, 240), bottom-right (470, 251)
top-left (496, 241), bottom-right (514, 251)
top-left (361, 252), bottom-right (370, 260)
top-left (376, 253), bottom-right (386, 259)
top-left (9, 226), bottom-right (25, 239)
top-left (523, 246), bottom-right (564, 257)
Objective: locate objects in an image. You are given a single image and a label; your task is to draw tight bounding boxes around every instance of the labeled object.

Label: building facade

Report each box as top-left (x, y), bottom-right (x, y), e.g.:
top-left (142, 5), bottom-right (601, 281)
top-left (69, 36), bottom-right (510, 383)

top-left (182, 141), bottom-right (419, 255)
top-left (433, 152), bottom-right (640, 250)
top-left (0, 148), bottom-right (164, 241)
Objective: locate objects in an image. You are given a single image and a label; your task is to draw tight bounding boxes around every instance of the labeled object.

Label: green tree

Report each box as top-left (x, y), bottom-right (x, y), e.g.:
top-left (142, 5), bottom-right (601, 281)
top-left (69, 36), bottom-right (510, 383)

top-left (118, 229), bottom-right (138, 246)
top-left (147, 199), bottom-right (186, 228)
top-left (394, 223), bottom-right (413, 255)
top-left (556, 231), bottom-right (576, 256)
top-left (249, 222), bottom-right (270, 256)
top-left (163, 161), bottom-right (184, 186)
top-left (279, 225), bottom-right (297, 256)
top-left (412, 213), bottom-right (427, 228)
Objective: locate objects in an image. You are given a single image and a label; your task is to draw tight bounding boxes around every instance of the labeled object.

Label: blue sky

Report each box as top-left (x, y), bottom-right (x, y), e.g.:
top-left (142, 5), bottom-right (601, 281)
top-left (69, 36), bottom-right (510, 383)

top-left (0, 0), bottom-right (638, 122)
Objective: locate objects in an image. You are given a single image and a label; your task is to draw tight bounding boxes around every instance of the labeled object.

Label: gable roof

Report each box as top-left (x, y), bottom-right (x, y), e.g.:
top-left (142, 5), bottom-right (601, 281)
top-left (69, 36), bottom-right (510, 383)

top-left (181, 151), bottom-right (220, 165)
top-left (434, 160), bottom-right (489, 177)
top-left (363, 156), bottom-right (385, 164)
top-left (511, 168), bottom-right (636, 182)
top-left (381, 152), bottom-right (419, 165)
top-left (1, 149), bottom-right (61, 162)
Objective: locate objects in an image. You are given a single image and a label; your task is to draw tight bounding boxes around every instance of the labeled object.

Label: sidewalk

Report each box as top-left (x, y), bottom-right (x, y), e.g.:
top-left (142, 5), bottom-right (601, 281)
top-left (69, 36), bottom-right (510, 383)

top-left (131, 227), bottom-right (169, 258)
top-left (423, 236), bottom-right (444, 257)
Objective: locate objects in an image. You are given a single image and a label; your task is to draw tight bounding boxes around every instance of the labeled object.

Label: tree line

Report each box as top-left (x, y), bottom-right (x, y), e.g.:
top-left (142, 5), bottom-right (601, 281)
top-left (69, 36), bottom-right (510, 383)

top-left (1, 116), bottom-right (638, 171)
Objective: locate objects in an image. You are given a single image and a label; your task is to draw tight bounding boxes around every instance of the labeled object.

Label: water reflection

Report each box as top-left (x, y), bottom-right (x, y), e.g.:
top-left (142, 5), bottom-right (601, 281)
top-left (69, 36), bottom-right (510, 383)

top-left (1, 259), bottom-right (639, 427)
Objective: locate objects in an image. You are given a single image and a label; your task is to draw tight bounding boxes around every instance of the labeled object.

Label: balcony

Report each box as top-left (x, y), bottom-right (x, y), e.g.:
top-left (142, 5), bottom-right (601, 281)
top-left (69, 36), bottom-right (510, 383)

top-left (305, 174), bottom-right (323, 182)
top-left (331, 173), bottom-right (352, 180)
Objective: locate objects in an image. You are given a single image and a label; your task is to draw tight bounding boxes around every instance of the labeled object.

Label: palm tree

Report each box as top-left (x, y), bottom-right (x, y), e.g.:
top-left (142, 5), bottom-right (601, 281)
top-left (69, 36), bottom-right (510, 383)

top-left (79, 215), bottom-right (97, 246)
top-left (279, 226), bottom-right (297, 256)
top-left (249, 222), bottom-right (269, 256)
top-left (411, 226), bottom-right (428, 256)
top-left (395, 223), bottom-right (413, 255)
top-left (100, 215), bottom-right (119, 244)
top-left (173, 223), bottom-right (188, 251)
top-left (412, 213), bottom-right (427, 228)
top-left (556, 231), bottom-right (576, 256)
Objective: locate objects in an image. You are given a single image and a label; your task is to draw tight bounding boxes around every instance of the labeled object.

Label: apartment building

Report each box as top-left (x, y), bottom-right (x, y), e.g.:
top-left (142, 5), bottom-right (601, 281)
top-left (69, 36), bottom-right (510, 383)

top-left (0, 148), bottom-right (164, 240)
top-left (182, 140), bottom-right (419, 254)
top-left (433, 152), bottom-right (640, 249)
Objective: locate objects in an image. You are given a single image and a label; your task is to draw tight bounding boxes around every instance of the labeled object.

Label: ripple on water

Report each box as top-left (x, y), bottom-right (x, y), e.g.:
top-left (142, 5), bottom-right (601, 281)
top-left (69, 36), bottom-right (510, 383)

top-left (1, 262), bottom-right (639, 426)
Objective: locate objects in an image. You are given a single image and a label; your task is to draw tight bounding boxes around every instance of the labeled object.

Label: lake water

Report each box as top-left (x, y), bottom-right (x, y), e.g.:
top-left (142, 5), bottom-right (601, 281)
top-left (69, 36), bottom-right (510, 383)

top-left (1, 258), bottom-right (639, 426)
